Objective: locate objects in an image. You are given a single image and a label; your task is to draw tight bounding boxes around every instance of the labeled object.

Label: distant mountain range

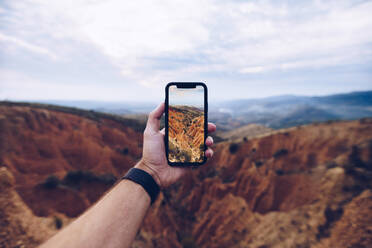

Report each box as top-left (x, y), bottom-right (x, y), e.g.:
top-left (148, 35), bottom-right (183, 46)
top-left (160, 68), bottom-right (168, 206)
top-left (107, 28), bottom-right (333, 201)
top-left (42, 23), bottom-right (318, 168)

top-left (210, 91), bottom-right (372, 130)
top-left (19, 91), bottom-right (372, 130)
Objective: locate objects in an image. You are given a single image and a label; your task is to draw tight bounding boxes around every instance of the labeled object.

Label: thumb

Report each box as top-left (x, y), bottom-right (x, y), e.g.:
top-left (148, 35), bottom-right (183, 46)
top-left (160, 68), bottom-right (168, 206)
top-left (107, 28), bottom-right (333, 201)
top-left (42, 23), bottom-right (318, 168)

top-left (146, 102), bottom-right (164, 133)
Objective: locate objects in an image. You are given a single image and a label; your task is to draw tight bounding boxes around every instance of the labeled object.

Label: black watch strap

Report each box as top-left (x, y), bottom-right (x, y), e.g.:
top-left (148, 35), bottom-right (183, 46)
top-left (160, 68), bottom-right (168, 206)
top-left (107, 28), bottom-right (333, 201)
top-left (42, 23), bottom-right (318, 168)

top-left (122, 168), bottom-right (160, 204)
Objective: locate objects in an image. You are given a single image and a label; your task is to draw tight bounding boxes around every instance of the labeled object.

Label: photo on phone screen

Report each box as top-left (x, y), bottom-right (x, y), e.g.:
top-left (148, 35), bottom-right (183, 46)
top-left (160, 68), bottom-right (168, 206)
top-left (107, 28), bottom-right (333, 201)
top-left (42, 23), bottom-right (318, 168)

top-left (166, 82), bottom-right (207, 165)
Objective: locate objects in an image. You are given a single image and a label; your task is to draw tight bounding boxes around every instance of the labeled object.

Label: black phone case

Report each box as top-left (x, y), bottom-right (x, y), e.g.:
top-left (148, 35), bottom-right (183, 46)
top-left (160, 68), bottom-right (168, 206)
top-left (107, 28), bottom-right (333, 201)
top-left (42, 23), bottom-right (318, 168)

top-left (165, 82), bottom-right (208, 167)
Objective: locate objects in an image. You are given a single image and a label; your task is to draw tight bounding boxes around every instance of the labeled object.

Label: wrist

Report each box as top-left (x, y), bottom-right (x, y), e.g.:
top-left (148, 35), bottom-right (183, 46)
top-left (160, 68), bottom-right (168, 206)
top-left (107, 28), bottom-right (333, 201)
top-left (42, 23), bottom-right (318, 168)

top-left (135, 160), bottom-right (161, 188)
top-left (122, 167), bottom-right (160, 204)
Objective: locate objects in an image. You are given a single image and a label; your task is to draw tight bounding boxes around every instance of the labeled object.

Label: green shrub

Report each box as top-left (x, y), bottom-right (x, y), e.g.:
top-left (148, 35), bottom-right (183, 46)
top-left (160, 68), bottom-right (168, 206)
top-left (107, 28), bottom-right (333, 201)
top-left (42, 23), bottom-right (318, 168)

top-left (316, 207), bottom-right (343, 239)
top-left (325, 161), bottom-right (337, 169)
top-left (229, 143), bottom-right (239, 154)
top-left (99, 173), bottom-right (117, 185)
top-left (180, 235), bottom-right (198, 248)
top-left (63, 170), bottom-right (86, 186)
top-left (54, 216), bottom-right (63, 229)
top-left (273, 148), bottom-right (288, 158)
top-left (62, 170), bottom-right (117, 189)
top-left (197, 167), bottom-right (218, 180)
top-left (42, 175), bottom-right (60, 189)
top-left (168, 140), bottom-right (177, 153)
top-left (117, 147), bottom-right (129, 155)
top-left (180, 150), bottom-right (192, 162)
top-left (349, 146), bottom-right (366, 169)
top-left (254, 161), bottom-right (263, 167)
top-left (359, 118), bottom-right (372, 124)
top-left (221, 167), bottom-right (235, 183)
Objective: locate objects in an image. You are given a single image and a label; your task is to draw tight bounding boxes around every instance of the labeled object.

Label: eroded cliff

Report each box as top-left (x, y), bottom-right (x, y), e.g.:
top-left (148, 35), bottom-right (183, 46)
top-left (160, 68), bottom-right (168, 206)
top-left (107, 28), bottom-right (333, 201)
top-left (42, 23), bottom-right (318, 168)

top-left (168, 105), bottom-right (204, 163)
top-left (1, 103), bottom-right (372, 248)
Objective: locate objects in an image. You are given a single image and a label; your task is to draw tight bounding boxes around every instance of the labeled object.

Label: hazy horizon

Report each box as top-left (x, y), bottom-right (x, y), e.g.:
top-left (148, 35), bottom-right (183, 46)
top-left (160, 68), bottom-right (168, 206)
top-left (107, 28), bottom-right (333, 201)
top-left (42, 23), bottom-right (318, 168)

top-left (1, 89), bottom-right (371, 105)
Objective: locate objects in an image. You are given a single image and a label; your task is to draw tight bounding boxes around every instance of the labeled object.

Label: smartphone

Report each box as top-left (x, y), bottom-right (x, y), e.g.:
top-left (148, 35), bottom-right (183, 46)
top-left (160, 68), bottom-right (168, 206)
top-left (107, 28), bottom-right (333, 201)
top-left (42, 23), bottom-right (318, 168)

top-left (165, 82), bottom-right (208, 166)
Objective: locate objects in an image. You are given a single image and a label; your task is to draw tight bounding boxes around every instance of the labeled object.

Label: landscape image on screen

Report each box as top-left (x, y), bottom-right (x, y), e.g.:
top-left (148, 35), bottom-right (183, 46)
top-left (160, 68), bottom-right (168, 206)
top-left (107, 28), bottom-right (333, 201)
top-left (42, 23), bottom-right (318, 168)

top-left (168, 85), bottom-right (204, 163)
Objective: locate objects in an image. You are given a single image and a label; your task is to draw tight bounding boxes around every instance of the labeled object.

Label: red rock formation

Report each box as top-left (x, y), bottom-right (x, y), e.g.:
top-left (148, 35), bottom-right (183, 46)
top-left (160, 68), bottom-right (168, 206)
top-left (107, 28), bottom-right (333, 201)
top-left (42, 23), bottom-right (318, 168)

top-left (0, 104), bottom-right (142, 218)
top-left (319, 190), bottom-right (372, 247)
top-left (0, 167), bottom-right (65, 248)
top-left (1, 103), bottom-right (372, 248)
top-left (139, 118), bottom-right (372, 247)
top-left (216, 123), bottom-right (273, 141)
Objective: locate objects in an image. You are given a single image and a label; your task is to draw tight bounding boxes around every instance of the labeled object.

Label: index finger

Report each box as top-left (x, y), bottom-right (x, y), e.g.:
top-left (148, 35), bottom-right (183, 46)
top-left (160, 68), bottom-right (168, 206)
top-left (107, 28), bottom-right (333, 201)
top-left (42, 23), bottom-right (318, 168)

top-left (208, 122), bottom-right (216, 133)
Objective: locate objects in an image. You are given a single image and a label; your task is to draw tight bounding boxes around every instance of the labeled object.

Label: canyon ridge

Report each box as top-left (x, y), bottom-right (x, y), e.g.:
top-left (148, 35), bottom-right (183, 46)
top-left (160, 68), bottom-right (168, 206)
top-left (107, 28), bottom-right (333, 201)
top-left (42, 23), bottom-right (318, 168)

top-left (1, 102), bottom-right (372, 248)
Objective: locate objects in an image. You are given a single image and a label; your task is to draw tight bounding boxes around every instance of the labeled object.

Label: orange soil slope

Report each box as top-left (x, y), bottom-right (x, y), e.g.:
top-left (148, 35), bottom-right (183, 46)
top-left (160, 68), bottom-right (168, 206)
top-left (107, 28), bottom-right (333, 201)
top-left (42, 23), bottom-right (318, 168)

top-left (0, 167), bottom-right (63, 248)
top-left (0, 104), bottom-right (143, 218)
top-left (140, 118), bottom-right (372, 247)
top-left (1, 103), bottom-right (372, 248)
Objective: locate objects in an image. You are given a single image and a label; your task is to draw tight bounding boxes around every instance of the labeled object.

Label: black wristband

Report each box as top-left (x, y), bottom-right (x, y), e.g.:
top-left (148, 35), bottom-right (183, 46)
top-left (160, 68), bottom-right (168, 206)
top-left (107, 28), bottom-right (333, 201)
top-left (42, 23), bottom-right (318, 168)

top-left (122, 168), bottom-right (160, 204)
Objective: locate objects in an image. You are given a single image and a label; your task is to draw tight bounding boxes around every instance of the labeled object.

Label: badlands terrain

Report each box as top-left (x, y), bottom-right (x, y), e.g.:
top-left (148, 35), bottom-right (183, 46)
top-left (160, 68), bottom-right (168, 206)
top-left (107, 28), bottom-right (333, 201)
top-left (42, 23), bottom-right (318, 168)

top-left (1, 101), bottom-right (372, 248)
top-left (168, 105), bottom-right (204, 163)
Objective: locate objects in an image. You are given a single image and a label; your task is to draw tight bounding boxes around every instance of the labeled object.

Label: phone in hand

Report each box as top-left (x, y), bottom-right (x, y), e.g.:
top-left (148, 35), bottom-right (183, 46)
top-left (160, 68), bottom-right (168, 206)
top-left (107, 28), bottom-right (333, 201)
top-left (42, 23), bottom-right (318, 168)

top-left (165, 82), bottom-right (208, 166)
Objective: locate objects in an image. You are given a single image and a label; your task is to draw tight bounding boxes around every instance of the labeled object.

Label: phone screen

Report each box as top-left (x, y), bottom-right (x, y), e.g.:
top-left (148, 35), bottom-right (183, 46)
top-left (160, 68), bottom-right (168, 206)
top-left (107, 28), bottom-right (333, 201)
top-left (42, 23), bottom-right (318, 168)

top-left (166, 83), bottom-right (207, 165)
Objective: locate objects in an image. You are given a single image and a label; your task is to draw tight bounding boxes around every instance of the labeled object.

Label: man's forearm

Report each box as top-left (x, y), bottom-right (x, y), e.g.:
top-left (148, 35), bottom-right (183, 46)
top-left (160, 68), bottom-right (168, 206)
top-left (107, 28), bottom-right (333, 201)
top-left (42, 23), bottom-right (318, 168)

top-left (39, 102), bottom-right (214, 248)
top-left (40, 179), bottom-right (151, 248)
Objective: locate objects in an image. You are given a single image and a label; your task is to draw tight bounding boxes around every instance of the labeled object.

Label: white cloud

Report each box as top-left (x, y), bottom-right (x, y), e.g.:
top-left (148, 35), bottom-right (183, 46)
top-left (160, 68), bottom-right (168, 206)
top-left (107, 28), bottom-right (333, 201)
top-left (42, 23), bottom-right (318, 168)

top-left (1, 0), bottom-right (372, 100)
top-left (0, 32), bottom-right (57, 59)
top-left (3, 0), bottom-right (372, 69)
top-left (240, 66), bottom-right (265, 74)
top-left (0, 69), bottom-right (126, 101)
top-left (2, 0), bottom-right (212, 74)
top-left (212, 0), bottom-right (372, 71)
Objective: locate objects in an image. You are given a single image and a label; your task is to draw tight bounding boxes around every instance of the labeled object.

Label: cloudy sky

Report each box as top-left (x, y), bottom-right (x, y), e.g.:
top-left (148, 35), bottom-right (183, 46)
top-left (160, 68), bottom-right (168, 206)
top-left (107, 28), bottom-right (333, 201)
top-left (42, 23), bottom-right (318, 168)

top-left (0, 0), bottom-right (371, 103)
top-left (169, 85), bottom-right (204, 107)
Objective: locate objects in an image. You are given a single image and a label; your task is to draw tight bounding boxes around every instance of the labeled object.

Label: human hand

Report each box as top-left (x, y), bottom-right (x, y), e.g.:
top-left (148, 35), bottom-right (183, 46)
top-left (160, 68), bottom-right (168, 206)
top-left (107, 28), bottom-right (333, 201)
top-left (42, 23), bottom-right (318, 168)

top-left (135, 102), bottom-right (216, 188)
